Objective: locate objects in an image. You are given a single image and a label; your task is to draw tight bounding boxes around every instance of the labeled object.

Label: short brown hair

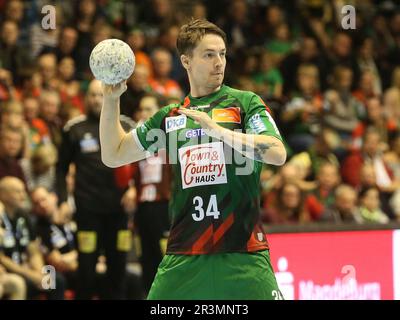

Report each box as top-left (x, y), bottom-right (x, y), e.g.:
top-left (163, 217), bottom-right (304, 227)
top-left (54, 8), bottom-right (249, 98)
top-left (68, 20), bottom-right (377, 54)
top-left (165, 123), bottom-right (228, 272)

top-left (176, 19), bottom-right (227, 56)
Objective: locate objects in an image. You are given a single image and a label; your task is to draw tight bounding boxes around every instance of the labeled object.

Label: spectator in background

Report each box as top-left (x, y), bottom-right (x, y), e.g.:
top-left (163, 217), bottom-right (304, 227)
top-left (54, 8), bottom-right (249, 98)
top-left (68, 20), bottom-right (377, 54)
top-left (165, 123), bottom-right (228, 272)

top-left (38, 90), bottom-right (63, 148)
top-left (233, 50), bottom-right (258, 92)
top-left (307, 128), bottom-right (340, 179)
top-left (0, 20), bottom-right (31, 86)
top-left (352, 69), bottom-right (380, 106)
top-left (219, 0), bottom-right (252, 57)
top-left (384, 133), bottom-right (400, 220)
top-left (358, 161), bottom-right (398, 220)
top-left (149, 47), bottom-right (183, 99)
top-left (351, 97), bottom-right (398, 151)
top-left (1, 0), bottom-right (24, 25)
top-left (158, 24), bottom-right (186, 87)
top-left (257, 4), bottom-right (286, 44)
top-left (0, 177), bottom-right (65, 299)
top-left (280, 36), bottom-right (326, 95)
top-left (323, 65), bottom-right (365, 153)
top-left (192, 1), bottom-right (207, 20)
top-left (22, 96), bottom-right (50, 150)
top-left (263, 182), bottom-right (310, 224)
top-left (252, 50), bottom-right (283, 100)
top-left (2, 0), bottom-right (33, 49)
top-left (358, 186), bottom-right (390, 224)
top-left (322, 31), bottom-right (357, 76)
top-left (262, 161), bottom-right (314, 214)
top-left (125, 28), bottom-right (153, 77)
top-left (0, 264), bottom-right (26, 300)
top-left (356, 37), bottom-right (382, 96)
top-left (40, 26), bottom-right (79, 63)
top-left (342, 128), bottom-right (395, 189)
top-left (0, 100), bottom-right (30, 159)
top-left (57, 57), bottom-right (84, 117)
top-left (37, 53), bottom-right (58, 90)
top-left (343, 128), bottom-right (399, 219)
top-left (0, 127), bottom-right (26, 184)
top-left (120, 64), bottom-right (152, 119)
top-left (0, 201), bottom-right (26, 300)
top-left (281, 63), bottom-right (322, 152)
top-left (320, 184), bottom-right (363, 224)
top-left (30, 187), bottom-right (77, 289)
top-left (265, 22), bottom-right (294, 63)
top-left (21, 143), bottom-right (57, 193)
top-left (306, 162), bottom-right (340, 220)
top-left (74, 0), bottom-right (101, 80)
top-left (15, 68), bottom-right (42, 100)
top-left (370, 13), bottom-right (393, 88)
top-left (74, 0), bottom-right (98, 35)
top-left (139, 0), bottom-right (178, 48)
top-left (383, 87), bottom-right (400, 127)
top-left (390, 66), bottom-right (400, 94)
top-left (0, 67), bottom-right (15, 102)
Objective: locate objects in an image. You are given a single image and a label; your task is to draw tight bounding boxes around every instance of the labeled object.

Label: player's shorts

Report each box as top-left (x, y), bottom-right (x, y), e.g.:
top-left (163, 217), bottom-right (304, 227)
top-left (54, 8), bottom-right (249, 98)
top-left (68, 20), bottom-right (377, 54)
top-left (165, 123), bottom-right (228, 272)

top-left (147, 249), bottom-right (283, 300)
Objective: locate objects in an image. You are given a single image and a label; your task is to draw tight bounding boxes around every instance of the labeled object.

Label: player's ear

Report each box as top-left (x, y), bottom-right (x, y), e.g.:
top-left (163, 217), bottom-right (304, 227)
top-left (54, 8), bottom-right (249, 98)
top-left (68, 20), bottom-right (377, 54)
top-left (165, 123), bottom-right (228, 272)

top-left (180, 54), bottom-right (190, 70)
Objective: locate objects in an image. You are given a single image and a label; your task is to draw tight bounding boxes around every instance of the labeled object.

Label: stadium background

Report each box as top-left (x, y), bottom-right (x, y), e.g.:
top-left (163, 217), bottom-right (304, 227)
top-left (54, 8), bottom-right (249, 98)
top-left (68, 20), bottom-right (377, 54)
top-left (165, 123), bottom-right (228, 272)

top-left (0, 0), bottom-right (400, 300)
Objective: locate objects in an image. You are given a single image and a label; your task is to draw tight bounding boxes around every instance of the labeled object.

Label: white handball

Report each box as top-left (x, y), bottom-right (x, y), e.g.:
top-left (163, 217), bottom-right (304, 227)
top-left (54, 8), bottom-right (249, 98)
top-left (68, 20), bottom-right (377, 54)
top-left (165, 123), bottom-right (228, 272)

top-left (89, 39), bottom-right (135, 85)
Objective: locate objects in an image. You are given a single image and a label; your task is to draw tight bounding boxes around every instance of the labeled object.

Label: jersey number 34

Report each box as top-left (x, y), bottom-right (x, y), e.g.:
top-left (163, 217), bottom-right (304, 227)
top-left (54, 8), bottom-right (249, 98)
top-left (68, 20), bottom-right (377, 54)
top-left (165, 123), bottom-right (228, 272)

top-left (192, 194), bottom-right (220, 221)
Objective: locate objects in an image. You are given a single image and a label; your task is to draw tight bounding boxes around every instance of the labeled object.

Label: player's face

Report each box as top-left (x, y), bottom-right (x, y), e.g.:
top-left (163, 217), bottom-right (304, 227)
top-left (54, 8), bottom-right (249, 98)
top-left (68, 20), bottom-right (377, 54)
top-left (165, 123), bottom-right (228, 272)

top-left (185, 34), bottom-right (226, 93)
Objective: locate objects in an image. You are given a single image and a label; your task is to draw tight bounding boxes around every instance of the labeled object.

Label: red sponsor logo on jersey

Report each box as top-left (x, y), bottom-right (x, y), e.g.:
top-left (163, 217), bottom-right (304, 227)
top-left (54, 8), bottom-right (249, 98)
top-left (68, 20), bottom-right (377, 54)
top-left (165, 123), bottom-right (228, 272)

top-left (179, 142), bottom-right (227, 189)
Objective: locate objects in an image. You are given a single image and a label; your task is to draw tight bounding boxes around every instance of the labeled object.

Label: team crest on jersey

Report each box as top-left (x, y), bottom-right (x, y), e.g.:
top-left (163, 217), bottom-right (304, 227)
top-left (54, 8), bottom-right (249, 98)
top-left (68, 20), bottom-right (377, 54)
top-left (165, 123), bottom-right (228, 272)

top-left (178, 142), bottom-right (227, 189)
top-left (212, 107), bottom-right (241, 123)
top-left (165, 115), bottom-right (187, 133)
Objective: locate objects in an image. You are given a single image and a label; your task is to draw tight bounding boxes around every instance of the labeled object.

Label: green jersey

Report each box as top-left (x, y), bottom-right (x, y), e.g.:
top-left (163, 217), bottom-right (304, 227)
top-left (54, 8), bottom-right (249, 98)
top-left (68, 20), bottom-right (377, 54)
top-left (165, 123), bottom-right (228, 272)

top-left (133, 85), bottom-right (283, 254)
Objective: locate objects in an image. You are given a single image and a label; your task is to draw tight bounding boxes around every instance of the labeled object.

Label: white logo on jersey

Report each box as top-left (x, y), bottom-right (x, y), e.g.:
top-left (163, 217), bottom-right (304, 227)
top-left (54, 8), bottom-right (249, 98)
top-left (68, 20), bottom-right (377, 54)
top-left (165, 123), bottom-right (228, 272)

top-left (249, 114), bottom-right (267, 134)
top-left (179, 142), bottom-right (227, 189)
top-left (185, 128), bottom-right (206, 139)
top-left (165, 115), bottom-right (187, 133)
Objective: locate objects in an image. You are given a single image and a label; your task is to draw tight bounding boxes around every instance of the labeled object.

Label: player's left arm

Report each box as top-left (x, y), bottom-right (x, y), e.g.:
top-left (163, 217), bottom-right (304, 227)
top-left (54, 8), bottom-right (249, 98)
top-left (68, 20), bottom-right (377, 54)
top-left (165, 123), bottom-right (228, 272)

top-left (178, 105), bottom-right (286, 166)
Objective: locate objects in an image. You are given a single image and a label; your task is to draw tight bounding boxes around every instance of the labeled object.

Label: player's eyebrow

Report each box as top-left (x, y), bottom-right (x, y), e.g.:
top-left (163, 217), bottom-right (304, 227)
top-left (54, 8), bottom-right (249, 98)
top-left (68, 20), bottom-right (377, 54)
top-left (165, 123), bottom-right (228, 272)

top-left (203, 48), bottom-right (226, 53)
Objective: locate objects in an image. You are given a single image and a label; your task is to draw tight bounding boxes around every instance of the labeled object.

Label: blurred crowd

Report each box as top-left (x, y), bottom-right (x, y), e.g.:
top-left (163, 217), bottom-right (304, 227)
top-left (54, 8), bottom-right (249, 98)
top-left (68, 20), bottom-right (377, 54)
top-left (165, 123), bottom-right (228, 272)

top-left (0, 0), bottom-right (400, 299)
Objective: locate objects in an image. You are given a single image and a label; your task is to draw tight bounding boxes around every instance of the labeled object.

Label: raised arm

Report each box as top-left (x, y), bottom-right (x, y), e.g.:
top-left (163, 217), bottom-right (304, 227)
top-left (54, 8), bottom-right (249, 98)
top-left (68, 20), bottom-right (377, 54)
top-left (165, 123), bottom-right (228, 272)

top-left (100, 81), bottom-right (148, 167)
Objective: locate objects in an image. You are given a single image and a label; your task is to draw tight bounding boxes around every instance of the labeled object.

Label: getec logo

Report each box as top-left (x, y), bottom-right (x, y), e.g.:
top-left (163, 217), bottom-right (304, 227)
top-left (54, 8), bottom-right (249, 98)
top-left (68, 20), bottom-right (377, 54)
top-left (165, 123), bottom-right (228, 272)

top-left (166, 115), bottom-right (187, 133)
top-left (185, 128), bottom-right (206, 139)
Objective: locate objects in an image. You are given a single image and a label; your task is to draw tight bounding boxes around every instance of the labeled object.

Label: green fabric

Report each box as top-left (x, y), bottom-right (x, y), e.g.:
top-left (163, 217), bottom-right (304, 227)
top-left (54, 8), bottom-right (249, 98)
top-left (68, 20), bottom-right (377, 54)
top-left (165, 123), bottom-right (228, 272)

top-left (135, 85), bottom-right (283, 255)
top-left (147, 250), bottom-right (282, 300)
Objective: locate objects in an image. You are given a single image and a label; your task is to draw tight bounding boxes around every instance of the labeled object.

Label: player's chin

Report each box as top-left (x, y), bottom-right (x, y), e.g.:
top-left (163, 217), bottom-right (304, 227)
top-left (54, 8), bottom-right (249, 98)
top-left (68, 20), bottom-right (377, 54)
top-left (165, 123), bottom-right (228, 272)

top-left (209, 77), bottom-right (224, 87)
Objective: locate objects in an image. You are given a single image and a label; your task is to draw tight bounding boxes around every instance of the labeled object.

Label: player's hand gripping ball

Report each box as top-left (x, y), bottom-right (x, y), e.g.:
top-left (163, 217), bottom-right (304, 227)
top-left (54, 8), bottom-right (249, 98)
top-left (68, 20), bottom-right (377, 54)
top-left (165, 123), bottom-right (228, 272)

top-left (89, 39), bottom-right (135, 85)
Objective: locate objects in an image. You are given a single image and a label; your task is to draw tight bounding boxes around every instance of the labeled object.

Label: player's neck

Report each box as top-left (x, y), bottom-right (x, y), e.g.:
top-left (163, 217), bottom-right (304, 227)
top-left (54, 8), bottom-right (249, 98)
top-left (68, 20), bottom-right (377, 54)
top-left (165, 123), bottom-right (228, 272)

top-left (190, 85), bottom-right (221, 99)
